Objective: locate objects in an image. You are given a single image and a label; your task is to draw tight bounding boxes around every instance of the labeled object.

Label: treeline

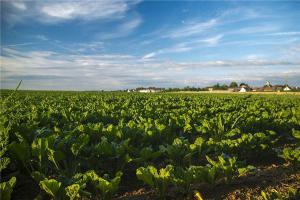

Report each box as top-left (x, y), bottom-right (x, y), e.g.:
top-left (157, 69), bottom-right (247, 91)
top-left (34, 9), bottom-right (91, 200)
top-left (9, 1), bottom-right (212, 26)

top-left (163, 82), bottom-right (248, 92)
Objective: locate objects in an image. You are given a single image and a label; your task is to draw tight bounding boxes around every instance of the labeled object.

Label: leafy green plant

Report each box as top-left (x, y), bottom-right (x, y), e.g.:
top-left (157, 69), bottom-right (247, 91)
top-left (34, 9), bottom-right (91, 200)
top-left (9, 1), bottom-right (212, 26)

top-left (261, 188), bottom-right (300, 200)
top-left (71, 134), bottom-right (89, 157)
top-left (0, 99), bottom-right (17, 200)
top-left (159, 137), bottom-right (192, 166)
top-left (171, 166), bottom-right (194, 194)
top-left (136, 165), bottom-right (174, 200)
top-left (2, 89), bottom-right (300, 199)
top-left (65, 184), bottom-right (81, 200)
top-left (134, 146), bottom-right (162, 164)
top-left (0, 177), bottom-right (17, 200)
top-left (206, 154), bottom-right (254, 183)
top-left (287, 187), bottom-right (300, 199)
top-left (279, 147), bottom-right (300, 168)
top-left (84, 170), bottom-right (123, 200)
top-left (261, 189), bottom-right (282, 200)
top-left (90, 137), bottom-right (132, 173)
top-left (292, 129), bottom-right (300, 140)
top-left (206, 155), bottom-right (237, 183)
top-left (292, 129), bottom-right (300, 146)
top-left (31, 137), bottom-right (65, 174)
top-left (9, 140), bottom-right (31, 170)
top-left (39, 178), bottom-right (62, 199)
top-left (190, 137), bottom-right (204, 154)
top-left (189, 165), bottom-right (217, 185)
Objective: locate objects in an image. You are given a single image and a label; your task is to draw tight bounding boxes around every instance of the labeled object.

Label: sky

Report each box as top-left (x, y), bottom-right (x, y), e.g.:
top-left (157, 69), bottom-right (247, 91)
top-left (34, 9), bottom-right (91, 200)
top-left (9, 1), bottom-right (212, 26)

top-left (1, 0), bottom-right (300, 90)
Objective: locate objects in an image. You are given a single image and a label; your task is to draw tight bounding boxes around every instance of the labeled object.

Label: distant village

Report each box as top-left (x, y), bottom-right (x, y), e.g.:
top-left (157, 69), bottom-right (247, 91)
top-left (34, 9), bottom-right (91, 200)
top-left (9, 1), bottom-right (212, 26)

top-left (126, 81), bottom-right (299, 93)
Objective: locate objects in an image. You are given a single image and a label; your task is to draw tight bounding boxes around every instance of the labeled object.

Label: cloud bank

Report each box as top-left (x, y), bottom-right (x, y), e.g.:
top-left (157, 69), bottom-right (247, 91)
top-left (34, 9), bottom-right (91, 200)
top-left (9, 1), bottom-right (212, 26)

top-left (3, 0), bottom-right (140, 24)
top-left (2, 47), bottom-right (299, 90)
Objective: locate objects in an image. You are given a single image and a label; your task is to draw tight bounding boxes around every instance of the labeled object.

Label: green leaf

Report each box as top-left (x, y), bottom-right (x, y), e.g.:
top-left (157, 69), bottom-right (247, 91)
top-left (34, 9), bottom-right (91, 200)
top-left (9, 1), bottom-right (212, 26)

top-left (238, 165), bottom-right (255, 177)
top-left (9, 141), bottom-right (30, 165)
top-left (292, 129), bottom-right (300, 140)
top-left (31, 138), bottom-right (49, 172)
top-left (206, 155), bottom-right (217, 167)
top-left (65, 184), bottom-right (80, 200)
top-left (84, 170), bottom-right (122, 199)
top-left (136, 165), bottom-right (174, 199)
top-left (207, 167), bottom-right (217, 184)
top-left (188, 166), bottom-right (207, 183)
top-left (47, 148), bottom-right (64, 169)
top-left (159, 165), bottom-right (173, 179)
top-left (31, 171), bottom-right (46, 183)
top-left (39, 179), bottom-right (61, 198)
top-left (0, 157), bottom-right (10, 172)
top-left (94, 137), bottom-right (113, 156)
top-left (71, 134), bottom-right (89, 156)
top-left (108, 171), bottom-right (123, 194)
top-left (0, 177), bottom-right (16, 200)
top-left (136, 167), bottom-right (155, 186)
top-left (190, 137), bottom-right (204, 151)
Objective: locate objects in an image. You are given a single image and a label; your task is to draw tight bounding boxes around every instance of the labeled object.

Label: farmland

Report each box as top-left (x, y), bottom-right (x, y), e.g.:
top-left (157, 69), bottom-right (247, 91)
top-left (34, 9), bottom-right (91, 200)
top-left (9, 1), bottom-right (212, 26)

top-left (1, 91), bottom-right (300, 200)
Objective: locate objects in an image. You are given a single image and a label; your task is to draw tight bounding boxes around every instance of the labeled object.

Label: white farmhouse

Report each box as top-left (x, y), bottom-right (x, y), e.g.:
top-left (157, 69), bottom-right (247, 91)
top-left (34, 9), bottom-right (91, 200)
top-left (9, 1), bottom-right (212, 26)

top-left (283, 86), bottom-right (291, 91)
top-left (239, 87), bottom-right (247, 92)
top-left (137, 88), bottom-right (161, 93)
top-left (138, 89), bottom-right (151, 93)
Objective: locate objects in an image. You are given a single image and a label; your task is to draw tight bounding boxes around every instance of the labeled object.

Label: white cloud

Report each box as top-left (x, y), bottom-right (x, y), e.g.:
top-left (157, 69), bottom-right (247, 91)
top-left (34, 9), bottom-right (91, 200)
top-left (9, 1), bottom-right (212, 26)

top-left (142, 34), bottom-right (223, 58)
top-left (76, 42), bottom-right (105, 52)
top-left (11, 2), bottom-right (27, 10)
top-left (120, 17), bottom-right (142, 31)
top-left (219, 7), bottom-right (263, 24)
top-left (36, 35), bottom-right (48, 41)
top-left (160, 8), bottom-right (266, 40)
top-left (4, 0), bottom-right (140, 24)
top-left (2, 47), bottom-right (300, 90)
top-left (230, 25), bottom-right (280, 35)
top-left (39, 1), bottom-right (131, 21)
top-left (220, 37), bottom-right (299, 47)
top-left (173, 60), bottom-right (300, 69)
top-left (142, 52), bottom-right (157, 59)
top-left (2, 43), bottom-right (35, 47)
top-left (142, 44), bottom-right (191, 59)
top-left (166, 19), bottom-right (218, 38)
top-left (266, 32), bottom-right (300, 36)
top-left (281, 44), bottom-right (300, 59)
top-left (245, 54), bottom-right (266, 60)
top-left (198, 34), bottom-right (223, 46)
top-left (97, 16), bottom-right (142, 39)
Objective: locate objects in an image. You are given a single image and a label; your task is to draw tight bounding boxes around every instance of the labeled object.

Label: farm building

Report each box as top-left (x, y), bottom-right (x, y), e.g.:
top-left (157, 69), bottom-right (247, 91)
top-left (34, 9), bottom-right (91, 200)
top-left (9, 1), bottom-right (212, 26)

top-left (138, 89), bottom-right (152, 93)
top-left (239, 87), bottom-right (247, 92)
top-left (238, 84), bottom-right (251, 92)
top-left (136, 87), bottom-right (162, 93)
top-left (263, 82), bottom-right (291, 92)
top-left (263, 81), bottom-right (278, 92)
top-left (283, 86), bottom-right (291, 91)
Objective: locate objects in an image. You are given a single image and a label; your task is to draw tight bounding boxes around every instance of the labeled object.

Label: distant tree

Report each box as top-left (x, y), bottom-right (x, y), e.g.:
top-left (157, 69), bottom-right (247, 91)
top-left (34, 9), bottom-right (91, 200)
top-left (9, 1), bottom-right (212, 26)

top-left (221, 84), bottom-right (228, 89)
top-left (229, 82), bottom-right (238, 88)
top-left (213, 83), bottom-right (228, 90)
top-left (184, 86), bottom-right (190, 91)
top-left (213, 83), bottom-right (220, 89)
top-left (239, 83), bottom-right (249, 87)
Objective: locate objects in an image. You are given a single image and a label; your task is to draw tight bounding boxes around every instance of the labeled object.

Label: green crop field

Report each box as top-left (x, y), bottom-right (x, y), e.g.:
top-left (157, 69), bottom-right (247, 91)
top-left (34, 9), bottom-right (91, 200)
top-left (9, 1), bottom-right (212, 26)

top-left (1, 91), bottom-right (300, 200)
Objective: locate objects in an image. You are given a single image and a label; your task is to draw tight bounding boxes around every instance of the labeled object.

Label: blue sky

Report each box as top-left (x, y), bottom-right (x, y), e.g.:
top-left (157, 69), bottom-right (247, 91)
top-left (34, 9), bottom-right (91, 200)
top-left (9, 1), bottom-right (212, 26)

top-left (1, 0), bottom-right (300, 90)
